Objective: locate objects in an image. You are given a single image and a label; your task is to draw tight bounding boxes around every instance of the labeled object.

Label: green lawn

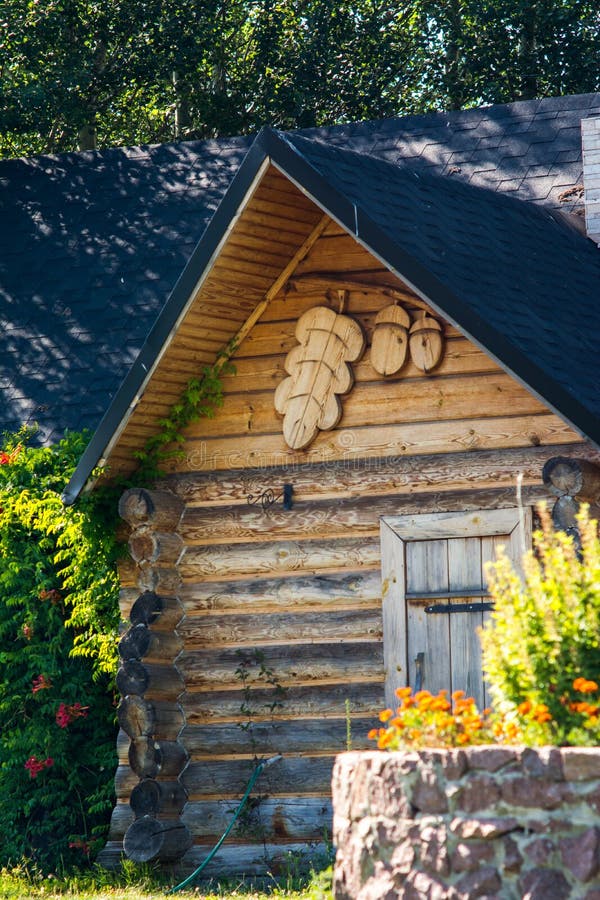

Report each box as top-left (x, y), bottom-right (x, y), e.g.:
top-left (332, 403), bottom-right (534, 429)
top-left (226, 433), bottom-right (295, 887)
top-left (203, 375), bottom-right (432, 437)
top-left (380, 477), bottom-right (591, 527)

top-left (0, 865), bottom-right (333, 900)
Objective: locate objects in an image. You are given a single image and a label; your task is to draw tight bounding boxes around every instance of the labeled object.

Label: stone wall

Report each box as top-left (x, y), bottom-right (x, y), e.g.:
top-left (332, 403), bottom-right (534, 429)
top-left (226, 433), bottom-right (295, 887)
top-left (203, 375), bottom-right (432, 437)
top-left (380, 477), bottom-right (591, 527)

top-left (332, 748), bottom-right (600, 899)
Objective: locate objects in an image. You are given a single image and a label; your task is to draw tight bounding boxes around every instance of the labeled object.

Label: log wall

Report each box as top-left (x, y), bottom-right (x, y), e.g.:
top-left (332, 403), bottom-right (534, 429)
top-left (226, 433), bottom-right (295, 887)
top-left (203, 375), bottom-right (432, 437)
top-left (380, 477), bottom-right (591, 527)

top-left (101, 226), bottom-right (599, 877)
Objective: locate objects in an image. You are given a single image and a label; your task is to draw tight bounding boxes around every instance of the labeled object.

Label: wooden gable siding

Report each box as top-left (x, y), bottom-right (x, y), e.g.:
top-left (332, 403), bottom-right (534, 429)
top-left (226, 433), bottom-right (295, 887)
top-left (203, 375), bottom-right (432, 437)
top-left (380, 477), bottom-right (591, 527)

top-left (104, 164), bottom-right (326, 479)
top-left (104, 211), bottom-right (597, 874)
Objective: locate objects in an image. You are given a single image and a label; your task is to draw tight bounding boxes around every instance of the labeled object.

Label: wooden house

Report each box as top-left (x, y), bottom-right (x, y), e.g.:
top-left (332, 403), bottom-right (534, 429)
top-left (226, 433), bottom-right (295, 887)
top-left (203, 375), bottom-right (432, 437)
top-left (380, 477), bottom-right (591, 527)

top-left (2, 94), bottom-right (600, 876)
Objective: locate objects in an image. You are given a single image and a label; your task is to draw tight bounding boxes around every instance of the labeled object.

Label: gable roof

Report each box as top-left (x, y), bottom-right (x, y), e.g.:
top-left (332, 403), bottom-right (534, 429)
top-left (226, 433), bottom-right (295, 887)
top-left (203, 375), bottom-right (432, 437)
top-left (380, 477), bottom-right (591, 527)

top-left (1, 93), bottom-right (599, 500)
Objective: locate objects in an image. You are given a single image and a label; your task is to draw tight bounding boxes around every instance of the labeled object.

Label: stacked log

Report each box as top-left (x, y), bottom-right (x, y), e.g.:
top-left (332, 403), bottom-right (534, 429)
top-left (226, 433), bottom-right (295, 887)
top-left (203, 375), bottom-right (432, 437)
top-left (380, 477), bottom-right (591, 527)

top-left (116, 489), bottom-right (192, 863)
top-left (542, 457), bottom-right (600, 541)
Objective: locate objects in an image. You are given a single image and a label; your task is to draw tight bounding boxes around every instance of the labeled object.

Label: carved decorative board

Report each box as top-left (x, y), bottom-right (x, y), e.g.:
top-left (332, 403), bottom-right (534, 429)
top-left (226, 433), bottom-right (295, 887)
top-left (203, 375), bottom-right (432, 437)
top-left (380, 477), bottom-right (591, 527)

top-left (274, 306), bottom-right (365, 450)
top-left (370, 304), bottom-right (445, 375)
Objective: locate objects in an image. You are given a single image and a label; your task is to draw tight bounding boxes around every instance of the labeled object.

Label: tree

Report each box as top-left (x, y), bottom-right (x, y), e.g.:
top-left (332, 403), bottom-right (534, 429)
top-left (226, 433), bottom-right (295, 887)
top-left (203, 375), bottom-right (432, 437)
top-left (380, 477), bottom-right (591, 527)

top-left (1, 1), bottom-right (599, 163)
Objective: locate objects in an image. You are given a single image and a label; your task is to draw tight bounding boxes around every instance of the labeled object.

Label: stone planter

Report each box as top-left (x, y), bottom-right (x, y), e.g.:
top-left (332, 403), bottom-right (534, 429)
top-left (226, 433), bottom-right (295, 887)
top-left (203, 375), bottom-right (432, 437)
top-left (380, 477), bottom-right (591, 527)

top-left (332, 748), bottom-right (600, 899)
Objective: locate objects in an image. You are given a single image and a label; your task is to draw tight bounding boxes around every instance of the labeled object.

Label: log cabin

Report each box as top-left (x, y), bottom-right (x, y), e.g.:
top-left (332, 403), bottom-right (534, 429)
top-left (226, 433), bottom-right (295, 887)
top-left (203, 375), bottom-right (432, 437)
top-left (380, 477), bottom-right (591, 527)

top-left (2, 93), bottom-right (600, 876)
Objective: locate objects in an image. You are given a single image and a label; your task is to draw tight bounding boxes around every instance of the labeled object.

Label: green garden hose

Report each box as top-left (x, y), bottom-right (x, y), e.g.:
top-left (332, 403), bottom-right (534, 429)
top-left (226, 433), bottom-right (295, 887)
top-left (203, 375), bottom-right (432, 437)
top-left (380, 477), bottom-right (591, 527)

top-left (167, 754), bottom-right (282, 894)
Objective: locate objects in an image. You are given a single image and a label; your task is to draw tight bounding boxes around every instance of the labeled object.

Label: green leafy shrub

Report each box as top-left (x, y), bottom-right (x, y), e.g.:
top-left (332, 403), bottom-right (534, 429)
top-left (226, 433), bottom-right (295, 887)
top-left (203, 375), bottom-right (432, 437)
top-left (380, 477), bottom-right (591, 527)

top-left (480, 504), bottom-right (600, 746)
top-left (0, 428), bottom-right (121, 870)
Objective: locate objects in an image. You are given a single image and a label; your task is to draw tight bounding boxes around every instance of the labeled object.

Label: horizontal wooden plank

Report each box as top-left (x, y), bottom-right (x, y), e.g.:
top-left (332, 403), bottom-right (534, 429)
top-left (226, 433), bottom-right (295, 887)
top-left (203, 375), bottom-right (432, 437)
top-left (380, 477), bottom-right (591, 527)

top-left (178, 640), bottom-right (383, 685)
top-left (181, 718), bottom-right (370, 756)
top-left (182, 681), bottom-right (383, 724)
top-left (161, 443), bottom-right (591, 508)
top-left (179, 537), bottom-right (381, 581)
top-left (179, 571), bottom-right (382, 612)
top-left (293, 233), bottom-right (383, 274)
top-left (261, 283), bottom-right (416, 322)
top-left (234, 314), bottom-right (460, 359)
top-left (179, 484), bottom-right (550, 547)
top-left (178, 609), bottom-right (383, 649)
top-left (181, 797), bottom-right (332, 840)
top-left (180, 372), bottom-right (539, 442)
top-left (97, 840), bottom-right (329, 877)
top-left (222, 338), bottom-right (500, 393)
top-left (181, 755), bottom-right (335, 797)
top-left (172, 413), bottom-right (578, 472)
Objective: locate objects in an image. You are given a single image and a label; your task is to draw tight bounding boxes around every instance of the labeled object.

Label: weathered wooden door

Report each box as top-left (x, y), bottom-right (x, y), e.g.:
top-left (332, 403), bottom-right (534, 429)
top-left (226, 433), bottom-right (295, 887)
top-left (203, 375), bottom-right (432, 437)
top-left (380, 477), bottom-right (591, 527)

top-left (380, 508), bottom-right (531, 709)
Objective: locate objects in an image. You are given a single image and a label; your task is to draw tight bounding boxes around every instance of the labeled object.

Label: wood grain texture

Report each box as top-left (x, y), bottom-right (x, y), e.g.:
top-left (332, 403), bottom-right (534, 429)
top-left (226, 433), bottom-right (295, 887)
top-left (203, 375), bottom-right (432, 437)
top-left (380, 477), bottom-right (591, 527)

top-left (181, 718), bottom-right (370, 756)
top-left (181, 797), bottom-right (332, 840)
top-left (179, 485), bottom-right (550, 547)
top-left (179, 608), bottom-right (382, 649)
top-left (177, 373), bottom-right (546, 441)
top-left (174, 413), bottom-right (578, 473)
top-left (179, 640), bottom-right (383, 686)
top-left (179, 571), bottom-right (381, 612)
top-left (180, 537), bottom-right (381, 582)
top-left (182, 681), bottom-right (384, 724)
top-left (181, 755), bottom-right (335, 797)
top-left (160, 444), bottom-right (595, 508)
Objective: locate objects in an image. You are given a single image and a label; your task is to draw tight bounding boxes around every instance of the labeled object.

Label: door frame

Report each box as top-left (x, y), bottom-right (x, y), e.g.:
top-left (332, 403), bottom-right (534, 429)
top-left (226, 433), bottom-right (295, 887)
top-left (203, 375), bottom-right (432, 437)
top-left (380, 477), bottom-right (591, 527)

top-left (380, 507), bottom-right (532, 708)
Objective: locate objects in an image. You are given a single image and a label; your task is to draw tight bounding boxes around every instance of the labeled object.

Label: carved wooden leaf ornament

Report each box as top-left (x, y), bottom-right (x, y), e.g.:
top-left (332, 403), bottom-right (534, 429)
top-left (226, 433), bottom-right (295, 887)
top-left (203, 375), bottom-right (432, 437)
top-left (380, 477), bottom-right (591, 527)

top-left (274, 306), bottom-right (365, 450)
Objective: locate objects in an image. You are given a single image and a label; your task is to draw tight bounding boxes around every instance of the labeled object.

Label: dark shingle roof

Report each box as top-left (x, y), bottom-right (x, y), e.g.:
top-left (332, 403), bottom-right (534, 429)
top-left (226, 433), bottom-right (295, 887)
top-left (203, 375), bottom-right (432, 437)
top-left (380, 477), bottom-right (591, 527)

top-left (1, 93), bottom-right (600, 448)
top-left (282, 131), bottom-right (600, 442)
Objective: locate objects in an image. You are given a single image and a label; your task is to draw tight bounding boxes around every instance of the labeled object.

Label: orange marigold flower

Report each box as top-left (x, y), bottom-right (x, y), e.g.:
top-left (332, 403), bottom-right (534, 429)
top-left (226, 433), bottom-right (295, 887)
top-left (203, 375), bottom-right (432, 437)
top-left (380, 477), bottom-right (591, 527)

top-left (580, 680), bottom-right (599, 694)
top-left (456, 733), bottom-right (470, 745)
top-left (414, 690), bottom-right (433, 703)
top-left (517, 700), bottom-right (532, 715)
top-left (391, 717), bottom-right (404, 728)
top-left (379, 708), bottom-right (393, 723)
top-left (368, 728), bottom-right (379, 740)
top-left (395, 687), bottom-right (412, 699)
top-left (451, 690), bottom-right (466, 701)
top-left (573, 677), bottom-right (587, 692)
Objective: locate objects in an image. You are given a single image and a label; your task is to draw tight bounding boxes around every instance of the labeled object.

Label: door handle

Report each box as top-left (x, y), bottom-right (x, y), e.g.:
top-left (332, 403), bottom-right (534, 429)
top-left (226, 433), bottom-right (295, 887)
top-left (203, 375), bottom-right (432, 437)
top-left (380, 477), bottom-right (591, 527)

top-left (414, 652), bottom-right (424, 692)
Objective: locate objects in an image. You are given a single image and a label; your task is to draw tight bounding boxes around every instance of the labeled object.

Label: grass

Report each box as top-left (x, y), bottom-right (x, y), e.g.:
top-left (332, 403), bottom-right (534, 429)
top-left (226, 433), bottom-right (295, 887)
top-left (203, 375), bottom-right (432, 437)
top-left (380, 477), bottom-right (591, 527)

top-left (0, 863), bottom-right (333, 900)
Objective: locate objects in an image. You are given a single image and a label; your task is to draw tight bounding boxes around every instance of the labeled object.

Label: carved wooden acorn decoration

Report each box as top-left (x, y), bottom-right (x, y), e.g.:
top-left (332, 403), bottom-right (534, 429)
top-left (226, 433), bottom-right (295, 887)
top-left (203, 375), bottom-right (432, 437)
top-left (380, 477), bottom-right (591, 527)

top-left (409, 311), bottom-right (444, 372)
top-left (274, 306), bottom-right (365, 450)
top-left (370, 303), bottom-right (411, 376)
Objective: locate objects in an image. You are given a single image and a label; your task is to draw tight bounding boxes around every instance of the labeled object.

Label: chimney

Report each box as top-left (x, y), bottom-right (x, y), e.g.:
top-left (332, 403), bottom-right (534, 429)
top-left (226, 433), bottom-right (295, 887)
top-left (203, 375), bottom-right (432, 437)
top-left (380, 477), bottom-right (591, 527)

top-left (582, 117), bottom-right (600, 245)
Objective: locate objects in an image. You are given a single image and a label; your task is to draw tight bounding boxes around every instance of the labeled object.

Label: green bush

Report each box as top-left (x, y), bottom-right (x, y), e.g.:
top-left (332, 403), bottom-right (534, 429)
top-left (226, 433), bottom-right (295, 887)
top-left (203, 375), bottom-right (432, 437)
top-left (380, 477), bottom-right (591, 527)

top-left (0, 428), bottom-right (121, 870)
top-left (481, 504), bottom-right (600, 746)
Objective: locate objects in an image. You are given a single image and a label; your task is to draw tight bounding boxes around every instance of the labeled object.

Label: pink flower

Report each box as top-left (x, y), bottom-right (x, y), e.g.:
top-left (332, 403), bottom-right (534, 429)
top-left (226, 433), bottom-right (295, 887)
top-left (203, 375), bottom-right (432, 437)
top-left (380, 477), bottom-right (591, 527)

top-left (56, 702), bottom-right (88, 728)
top-left (32, 675), bottom-right (52, 693)
top-left (22, 623), bottom-right (33, 640)
top-left (25, 756), bottom-right (53, 778)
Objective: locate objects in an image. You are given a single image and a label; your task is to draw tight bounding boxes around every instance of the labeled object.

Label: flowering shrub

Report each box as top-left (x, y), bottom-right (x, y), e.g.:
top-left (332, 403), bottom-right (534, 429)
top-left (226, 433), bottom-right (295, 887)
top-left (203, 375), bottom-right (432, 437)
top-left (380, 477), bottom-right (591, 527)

top-left (0, 428), bottom-right (121, 870)
top-left (481, 504), bottom-right (600, 746)
top-left (369, 687), bottom-right (516, 750)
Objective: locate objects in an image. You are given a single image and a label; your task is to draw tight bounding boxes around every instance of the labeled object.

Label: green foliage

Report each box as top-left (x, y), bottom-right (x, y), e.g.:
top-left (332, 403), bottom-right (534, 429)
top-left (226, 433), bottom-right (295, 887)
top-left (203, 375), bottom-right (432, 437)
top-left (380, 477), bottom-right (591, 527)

top-left (3, 0), bottom-right (599, 158)
top-left (0, 428), bottom-right (121, 871)
top-left (132, 354), bottom-right (235, 484)
top-left (481, 504), bottom-right (600, 746)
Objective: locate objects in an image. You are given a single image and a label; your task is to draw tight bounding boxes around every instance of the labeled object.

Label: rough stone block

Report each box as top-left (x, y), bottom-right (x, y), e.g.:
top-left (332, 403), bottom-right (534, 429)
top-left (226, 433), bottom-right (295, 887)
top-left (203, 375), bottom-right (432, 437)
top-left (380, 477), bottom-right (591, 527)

top-left (457, 774), bottom-right (501, 813)
top-left (454, 865), bottom-right (501, 898)
top-left (450, 816), bottom-right (519, 839)
top-left (412, 768), bottom-right (448, 814)
top-left (519, 867), bottom-right (571, 899)
top-left (562, 749), bottom-right (600, 781)
top-left (524, 836), bottom-right (555, 865)
top-left (420, 825), bottom-right (450, 877)
top-left (521, 747), bottom-right (564, 780)
top-left (464, 746), bottom-right (518, 772)
top-left (560, 827), bottom-right (600, 882)
top-left (502, 835), bottom-right (523, 872)
top-left (450, 840), bottom-right (495, 872)
top-left (501, 776), bottom-right (563, 809)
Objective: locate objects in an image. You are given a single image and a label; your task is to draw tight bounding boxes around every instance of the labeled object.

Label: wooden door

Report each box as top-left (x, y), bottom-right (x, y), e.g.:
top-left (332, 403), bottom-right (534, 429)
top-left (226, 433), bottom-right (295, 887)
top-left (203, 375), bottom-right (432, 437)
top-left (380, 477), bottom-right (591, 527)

top-left (380, 508), bottom-right (531, 709)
